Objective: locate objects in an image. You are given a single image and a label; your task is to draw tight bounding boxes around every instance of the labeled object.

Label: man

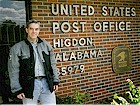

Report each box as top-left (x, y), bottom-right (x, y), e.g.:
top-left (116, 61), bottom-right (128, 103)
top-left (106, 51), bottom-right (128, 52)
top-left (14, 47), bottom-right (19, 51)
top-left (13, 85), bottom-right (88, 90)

top-left (8, 19), bottom-right (59, 105)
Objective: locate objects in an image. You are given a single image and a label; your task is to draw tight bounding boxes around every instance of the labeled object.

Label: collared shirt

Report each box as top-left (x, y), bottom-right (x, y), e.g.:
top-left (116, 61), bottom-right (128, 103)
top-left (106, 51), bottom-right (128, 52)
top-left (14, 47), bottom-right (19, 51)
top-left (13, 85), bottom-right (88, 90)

top-left (29, 39), bottom-right (45, 77)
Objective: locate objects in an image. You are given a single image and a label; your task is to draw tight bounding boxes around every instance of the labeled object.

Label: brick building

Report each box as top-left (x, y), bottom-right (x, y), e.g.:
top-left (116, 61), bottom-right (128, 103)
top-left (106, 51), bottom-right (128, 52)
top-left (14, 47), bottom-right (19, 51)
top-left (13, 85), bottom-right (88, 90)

top-left (0, 0), bottom-right (140, 104)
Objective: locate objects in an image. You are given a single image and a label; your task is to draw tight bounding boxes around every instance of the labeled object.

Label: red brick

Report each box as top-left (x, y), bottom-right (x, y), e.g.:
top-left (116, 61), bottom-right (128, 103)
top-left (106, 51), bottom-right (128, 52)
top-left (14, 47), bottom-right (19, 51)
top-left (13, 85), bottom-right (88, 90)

top-left (31, 0), bottom-right (140, 103)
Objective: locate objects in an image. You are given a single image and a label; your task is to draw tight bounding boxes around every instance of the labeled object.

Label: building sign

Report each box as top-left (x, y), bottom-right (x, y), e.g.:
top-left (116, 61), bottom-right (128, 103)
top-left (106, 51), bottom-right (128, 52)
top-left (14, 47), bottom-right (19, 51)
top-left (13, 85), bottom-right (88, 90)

top-left (53, 37), bottom-right (103, 76)
top-left (50, 4), bottom-right (136, 75)
top-left (51, 4), bottom-right (136, 33)
top-left (112, 46), bottom-right (132, 73)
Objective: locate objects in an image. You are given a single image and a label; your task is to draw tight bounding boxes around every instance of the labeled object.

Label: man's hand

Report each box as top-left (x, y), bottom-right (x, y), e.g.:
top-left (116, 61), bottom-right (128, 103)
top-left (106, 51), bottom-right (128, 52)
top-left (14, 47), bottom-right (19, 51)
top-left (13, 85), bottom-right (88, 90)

top-left (17, 93), bottom-right (25, 99)
top-left (54, 85), bottom-right (58, 92)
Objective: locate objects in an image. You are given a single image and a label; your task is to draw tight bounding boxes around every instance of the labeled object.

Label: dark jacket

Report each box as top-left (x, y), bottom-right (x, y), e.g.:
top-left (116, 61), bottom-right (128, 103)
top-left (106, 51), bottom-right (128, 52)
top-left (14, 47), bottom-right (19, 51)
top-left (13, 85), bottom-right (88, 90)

top-left (8, 37), bottom-right (59, 98)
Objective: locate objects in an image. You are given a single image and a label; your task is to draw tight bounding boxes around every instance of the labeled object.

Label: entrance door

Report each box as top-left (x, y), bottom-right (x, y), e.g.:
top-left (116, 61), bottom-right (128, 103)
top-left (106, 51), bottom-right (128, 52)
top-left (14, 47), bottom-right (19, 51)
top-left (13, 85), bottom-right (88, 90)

top-left (0, 0), bottom-right (31, 103)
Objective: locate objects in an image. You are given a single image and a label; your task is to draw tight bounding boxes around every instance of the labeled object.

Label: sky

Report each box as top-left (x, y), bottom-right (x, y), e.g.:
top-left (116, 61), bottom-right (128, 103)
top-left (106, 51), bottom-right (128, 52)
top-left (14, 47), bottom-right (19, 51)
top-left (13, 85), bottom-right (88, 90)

top-left (0, 0), bottom-right (26, 25)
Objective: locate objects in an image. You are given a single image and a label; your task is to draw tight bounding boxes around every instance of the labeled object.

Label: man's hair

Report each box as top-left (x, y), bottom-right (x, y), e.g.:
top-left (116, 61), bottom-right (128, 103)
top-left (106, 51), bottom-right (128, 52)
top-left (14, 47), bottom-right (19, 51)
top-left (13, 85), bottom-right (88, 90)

top-left (26, 19), bottom-right (41, 28)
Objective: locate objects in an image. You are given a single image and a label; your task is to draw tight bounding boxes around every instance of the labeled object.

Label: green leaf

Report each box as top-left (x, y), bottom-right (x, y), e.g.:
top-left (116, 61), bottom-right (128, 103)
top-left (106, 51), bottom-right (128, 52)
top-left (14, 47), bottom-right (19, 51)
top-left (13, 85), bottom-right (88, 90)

top-left (132, 89), bottom-right (137, 96)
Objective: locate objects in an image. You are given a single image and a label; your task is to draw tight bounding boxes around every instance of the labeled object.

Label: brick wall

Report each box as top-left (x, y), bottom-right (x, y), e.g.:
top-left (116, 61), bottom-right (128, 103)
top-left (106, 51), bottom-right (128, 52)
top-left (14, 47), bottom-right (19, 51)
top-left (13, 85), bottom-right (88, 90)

top-left (31, 0), bottom-right (140, 103)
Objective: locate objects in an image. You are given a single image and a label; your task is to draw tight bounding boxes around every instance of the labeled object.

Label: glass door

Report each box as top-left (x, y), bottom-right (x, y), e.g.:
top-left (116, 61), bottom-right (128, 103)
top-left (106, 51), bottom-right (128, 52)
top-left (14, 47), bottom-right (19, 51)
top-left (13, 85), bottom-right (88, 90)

top-left (0, 0), bottom-right (30, 104)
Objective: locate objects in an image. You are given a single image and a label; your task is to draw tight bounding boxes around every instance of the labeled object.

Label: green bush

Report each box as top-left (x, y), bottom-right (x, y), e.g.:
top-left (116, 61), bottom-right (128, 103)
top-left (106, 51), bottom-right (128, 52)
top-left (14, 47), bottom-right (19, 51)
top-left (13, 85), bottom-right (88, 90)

top-left (111, 79), bottom-right (140, 105)
top-left (56, 96), bottom-right (74, 104)
top-left (56, 89), bottom-right (90, 104)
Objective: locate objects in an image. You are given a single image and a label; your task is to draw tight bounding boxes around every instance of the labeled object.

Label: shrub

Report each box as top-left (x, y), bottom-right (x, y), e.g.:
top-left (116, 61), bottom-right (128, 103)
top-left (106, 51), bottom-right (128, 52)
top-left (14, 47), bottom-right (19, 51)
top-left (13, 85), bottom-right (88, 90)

top-left (56, 89), bottom-right (90, 104)
top-left (111, 79), bottom-right (140, 105)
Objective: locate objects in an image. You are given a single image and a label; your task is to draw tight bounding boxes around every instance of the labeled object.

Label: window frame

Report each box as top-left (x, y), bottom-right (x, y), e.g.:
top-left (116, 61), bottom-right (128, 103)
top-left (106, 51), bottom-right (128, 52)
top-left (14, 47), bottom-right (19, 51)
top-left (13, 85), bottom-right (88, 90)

top-left (25, 0), bottom-right (32, 22)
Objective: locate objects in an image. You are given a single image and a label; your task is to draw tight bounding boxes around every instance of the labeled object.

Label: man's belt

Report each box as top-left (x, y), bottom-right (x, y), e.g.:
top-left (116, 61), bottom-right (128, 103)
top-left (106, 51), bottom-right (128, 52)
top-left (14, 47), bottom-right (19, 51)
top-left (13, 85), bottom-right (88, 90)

top-left (35, 76), bottom-right (46, 80)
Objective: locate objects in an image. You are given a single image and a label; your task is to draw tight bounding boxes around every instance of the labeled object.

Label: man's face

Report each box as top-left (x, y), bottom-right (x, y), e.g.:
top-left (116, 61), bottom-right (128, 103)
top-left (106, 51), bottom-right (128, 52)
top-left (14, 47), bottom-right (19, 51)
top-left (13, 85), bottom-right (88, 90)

top-left (26, 23), bottom-right (40, 41)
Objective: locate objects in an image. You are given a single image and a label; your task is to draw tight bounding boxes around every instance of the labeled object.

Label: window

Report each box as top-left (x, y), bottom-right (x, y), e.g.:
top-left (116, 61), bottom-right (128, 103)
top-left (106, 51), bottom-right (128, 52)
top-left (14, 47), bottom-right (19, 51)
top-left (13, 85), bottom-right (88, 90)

top-left (0, 0), bottom-right (31, 46)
